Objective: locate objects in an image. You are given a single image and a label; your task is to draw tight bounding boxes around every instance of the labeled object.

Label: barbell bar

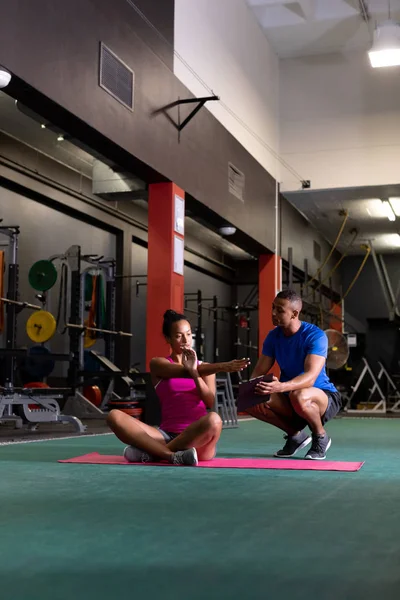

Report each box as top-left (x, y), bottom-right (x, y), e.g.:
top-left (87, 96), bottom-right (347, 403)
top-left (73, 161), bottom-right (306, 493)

top-left (66, 323), bottom-right (133, 337)
top-left (0, 297), bottom-right (42, 310)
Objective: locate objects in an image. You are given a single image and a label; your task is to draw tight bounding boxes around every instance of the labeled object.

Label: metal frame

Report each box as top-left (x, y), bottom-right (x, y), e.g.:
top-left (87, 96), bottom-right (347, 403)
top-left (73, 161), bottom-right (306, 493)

top-left (0, 227), bottom-right (86, 432)
top-left (215, 373), bottom-right (238, 428)
top-left (375, 361), bottom-right (400, 413)
top-left (153, 96), bottom-right (219, 137)
top-left (343, 357), bottom-right (387, 415)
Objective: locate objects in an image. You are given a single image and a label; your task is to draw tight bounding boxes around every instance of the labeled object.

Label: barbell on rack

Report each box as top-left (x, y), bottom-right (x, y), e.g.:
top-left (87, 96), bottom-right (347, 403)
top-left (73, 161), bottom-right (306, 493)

top-left (26, 309), bottom-right (132, 343)
top-left (66, 323), bottom-right (132, 337)
top-left (0, 297), bottom-right (42, 311)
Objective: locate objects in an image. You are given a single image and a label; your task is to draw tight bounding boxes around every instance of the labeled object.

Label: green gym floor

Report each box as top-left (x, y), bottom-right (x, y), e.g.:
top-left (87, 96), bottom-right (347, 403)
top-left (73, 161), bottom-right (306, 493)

top-left (1, 418), bottom-right (400, 600)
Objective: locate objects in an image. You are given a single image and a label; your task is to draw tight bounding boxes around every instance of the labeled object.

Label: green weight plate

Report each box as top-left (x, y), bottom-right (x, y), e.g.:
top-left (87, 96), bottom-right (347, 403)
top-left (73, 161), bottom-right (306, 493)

top-left (29, 260), bottom-right (58, 291)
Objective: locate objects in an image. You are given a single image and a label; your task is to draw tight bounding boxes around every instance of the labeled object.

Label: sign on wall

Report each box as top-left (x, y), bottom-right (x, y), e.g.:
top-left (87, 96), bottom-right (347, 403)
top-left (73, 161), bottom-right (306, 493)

top-left (173, 235), bottom-right (184, 276)
top-left (174, 194), bottom-right (185, 235)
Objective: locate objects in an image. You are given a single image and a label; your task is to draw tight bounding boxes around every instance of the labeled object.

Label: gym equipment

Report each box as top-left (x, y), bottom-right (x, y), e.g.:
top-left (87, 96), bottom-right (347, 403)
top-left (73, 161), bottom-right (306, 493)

top-left (0, 297), bottom-right (41, 310)
top-left (373, 361), bottom-right (400, 413)
top-left (28, 260), bottom-right (58, 291)
top-left (184, 290), bottom-right (227, 362)
top-left (107, 399), bottom-right (142, 418)
top-left (67, 322), bottom-right (133, 338)
top-left (23, 346), bottom-right (55, 379)
top-left (26, 310), bottom-right (57, 343)
top-left (369, 243), bottom-right (400, 321)
top-left (215, 373), bottom-right (238, 428)
top-left (60, 453), bottom-right (364, 472)
top-left (83, 385), bottom-right (102, 407)
top-left (325, 329), bottom-right (349, 370)
top-left (0, 226), bottom-right (85, 432)
top-left (343, 357), bottom-right (387, 414)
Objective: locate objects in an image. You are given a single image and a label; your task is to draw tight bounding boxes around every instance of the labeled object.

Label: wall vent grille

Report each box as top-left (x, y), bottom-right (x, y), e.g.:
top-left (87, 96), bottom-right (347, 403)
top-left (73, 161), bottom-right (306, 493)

top-left (99, 43), bottom-right (134, 111)
top-left (228, 163), bottom-right (245, 202)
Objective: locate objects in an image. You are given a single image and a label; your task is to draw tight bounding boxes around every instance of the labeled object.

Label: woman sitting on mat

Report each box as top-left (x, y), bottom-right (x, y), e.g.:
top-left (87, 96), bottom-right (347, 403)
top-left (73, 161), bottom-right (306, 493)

top-left (107, 309), bottom-right (250, 466)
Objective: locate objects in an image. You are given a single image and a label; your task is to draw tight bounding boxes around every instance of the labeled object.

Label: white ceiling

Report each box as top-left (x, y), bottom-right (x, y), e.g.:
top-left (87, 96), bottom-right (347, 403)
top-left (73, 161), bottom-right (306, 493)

top-left (284, 185), bottom-right (400, 254)
top-left (246, 0), bottom-right (400, 58)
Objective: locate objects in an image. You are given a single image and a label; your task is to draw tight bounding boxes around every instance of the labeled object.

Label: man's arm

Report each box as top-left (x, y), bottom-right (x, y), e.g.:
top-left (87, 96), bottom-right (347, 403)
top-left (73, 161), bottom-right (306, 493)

top-left (250, 354), bottom-right (275, 379)
top-left (279, 354), bottom-right (325, 392)
top-left (259, 354), bottom-right (325, 394)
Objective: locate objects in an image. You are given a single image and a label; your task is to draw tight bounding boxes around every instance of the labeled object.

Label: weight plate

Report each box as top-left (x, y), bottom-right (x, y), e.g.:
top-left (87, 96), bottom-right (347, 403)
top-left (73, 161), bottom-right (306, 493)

top-left (83, 385), bottom-right (102, 407)
top-left (28, 260), bottom-right (58, 291)
top-left (26, 310), bottom-right (57, 343)
top-left (23, 346), bottom-right (55, 379)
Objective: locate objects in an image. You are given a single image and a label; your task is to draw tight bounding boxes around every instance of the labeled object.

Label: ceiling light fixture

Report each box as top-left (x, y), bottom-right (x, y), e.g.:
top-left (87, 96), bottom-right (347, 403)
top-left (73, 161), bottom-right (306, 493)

top-left (368, 13), bottom-right (400, 68)
top-left (386, 233), bottom-right (400, 247)
top-left (57, 134), bottom-right (64, 142)
top-left (381, 199), bottom-right (396, 221)
top-left (219, 225), bottom-right (236, 236)
top-left (0, 66), bottom-right (11, 89)
top-left (389, 197), bottom-right (400, 216)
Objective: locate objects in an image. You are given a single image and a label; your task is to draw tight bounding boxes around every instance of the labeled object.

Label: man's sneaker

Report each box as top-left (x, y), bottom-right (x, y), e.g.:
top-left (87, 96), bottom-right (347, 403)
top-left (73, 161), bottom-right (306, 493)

top-left (171, 448), bottom-right (198, 466)
top-left (274, 430), bottom-right (311, 458)
top-left (124, 445), bottom-right (154, 463)
top-left (305, 433), bottom-right (332, 460)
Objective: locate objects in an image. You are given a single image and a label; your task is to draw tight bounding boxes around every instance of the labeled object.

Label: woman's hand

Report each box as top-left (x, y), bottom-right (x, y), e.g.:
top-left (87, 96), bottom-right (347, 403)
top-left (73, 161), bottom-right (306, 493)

top-left (222, 358), bottom-right (251, 373)
top-left (182, 347), bottom-right (198, 373)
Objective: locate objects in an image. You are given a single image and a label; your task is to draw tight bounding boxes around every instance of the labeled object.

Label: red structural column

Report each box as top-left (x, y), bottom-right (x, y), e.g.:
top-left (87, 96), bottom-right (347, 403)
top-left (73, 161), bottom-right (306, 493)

top-left (258, 253), bottom-right (282, 376)
top-left (146, 183), bottom-right (185, 370)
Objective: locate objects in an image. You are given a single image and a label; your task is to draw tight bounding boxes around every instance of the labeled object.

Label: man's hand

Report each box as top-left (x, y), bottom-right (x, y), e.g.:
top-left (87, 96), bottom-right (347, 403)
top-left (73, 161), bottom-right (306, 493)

top-left (255, 375), bottom-right (283, 395)
top-left (222, 358), bottom-right (251, 373)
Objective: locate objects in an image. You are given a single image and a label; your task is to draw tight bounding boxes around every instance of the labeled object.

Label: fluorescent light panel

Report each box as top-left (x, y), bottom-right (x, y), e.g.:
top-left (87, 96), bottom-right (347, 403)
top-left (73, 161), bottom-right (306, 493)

top-left (369, 49), bottom-right (400, 68)
top-left (381, 200), bottom-right (396, 221)
top-left (389, 197), bottom-right (400, 216)
top-left (386, 233), bottom-right (400, 247)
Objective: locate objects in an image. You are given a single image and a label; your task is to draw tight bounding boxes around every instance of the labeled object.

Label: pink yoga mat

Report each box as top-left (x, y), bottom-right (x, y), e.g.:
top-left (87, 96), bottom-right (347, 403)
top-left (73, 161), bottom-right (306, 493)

top-left (59, 453), bottom-right (364, 472)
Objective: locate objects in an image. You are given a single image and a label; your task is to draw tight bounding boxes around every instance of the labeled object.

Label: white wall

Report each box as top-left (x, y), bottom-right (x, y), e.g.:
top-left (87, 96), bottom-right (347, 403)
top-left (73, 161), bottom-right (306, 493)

top-left (174, 0), bottom-right (280, 180)
top-left (280, 51), bottom-right (400, 191)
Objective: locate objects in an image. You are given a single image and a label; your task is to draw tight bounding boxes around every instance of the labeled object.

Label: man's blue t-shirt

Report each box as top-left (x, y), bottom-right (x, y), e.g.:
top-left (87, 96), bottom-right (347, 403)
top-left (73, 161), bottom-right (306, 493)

top-left (262, 321), bottom-right (337, 393)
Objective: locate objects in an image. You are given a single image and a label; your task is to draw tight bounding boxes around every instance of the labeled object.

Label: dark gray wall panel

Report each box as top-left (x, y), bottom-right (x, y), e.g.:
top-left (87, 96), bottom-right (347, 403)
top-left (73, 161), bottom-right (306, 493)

top-left (0, 0), bottom-right (276, 252)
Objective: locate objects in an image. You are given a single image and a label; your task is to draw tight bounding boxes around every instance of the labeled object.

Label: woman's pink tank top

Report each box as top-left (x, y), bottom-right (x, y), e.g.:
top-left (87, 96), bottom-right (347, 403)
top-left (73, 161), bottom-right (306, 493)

top-left (155, 357), bottom-right (207, 434)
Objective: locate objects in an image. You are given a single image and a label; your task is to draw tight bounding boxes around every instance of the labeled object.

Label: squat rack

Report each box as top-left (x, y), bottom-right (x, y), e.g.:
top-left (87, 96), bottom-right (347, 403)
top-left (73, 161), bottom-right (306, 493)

top-left (0, 224), bottom-right (85, 432)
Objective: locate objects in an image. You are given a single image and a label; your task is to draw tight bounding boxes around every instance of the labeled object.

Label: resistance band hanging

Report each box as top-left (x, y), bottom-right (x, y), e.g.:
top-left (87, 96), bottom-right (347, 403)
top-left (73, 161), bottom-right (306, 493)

top-left (333, 244), bottom-right (371, 305)
top-left (84, 274), bottom-right (98, 349)
top-left (304, 228), bottom-right (358, 300)
top-left (84, 272), bottom-right (106, 348)
top-left (305, 210), bottom-right (349, 293)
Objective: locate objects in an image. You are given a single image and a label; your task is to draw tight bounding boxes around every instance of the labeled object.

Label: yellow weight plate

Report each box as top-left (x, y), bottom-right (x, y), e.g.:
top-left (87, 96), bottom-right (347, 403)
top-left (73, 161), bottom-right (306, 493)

top-left (26, 310), bottom-right (57, 343)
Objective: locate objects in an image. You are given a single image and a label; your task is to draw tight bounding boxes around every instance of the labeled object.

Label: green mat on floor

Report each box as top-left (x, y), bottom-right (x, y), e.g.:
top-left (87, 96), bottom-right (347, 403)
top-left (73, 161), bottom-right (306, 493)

top-left (1, 418), bottom-right (400, 600)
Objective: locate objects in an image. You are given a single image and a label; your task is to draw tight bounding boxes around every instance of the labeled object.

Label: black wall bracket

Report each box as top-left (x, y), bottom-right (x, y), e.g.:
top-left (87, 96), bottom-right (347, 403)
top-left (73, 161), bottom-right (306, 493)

top-left (153, 96), bottom-right (220, 139)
